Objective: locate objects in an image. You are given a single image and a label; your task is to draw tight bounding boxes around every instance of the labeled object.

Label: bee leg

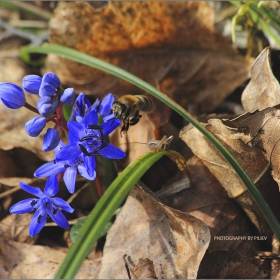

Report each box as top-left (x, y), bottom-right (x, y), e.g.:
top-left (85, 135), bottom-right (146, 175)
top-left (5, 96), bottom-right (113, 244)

top-left (129, 110), bottom-right (142, 126)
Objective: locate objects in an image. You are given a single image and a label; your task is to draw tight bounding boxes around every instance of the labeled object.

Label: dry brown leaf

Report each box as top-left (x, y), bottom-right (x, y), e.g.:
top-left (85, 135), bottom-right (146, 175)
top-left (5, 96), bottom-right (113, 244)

top-left (223, 107), bottom-right (280, 191)
top-left (126, 257), bottom-right (158, 279)
top-left (98, 185), bottom-right (210, 279)
top-left (180, 118), bottom-right (269, 198)
top-left (0, 237), bottom-right (100, 279)
top-left (198, 250), bottom-right (268, 279)
top-left (0, 214), bottom-right (35, 244)
top-left (241, 47), bottom-right (280, 112)
top-left (161, 156), bottom-right (261, 254)
top-left (180, 119), bottom-right (274, 236)
top-left (45, 1), bottom-right (251, 117)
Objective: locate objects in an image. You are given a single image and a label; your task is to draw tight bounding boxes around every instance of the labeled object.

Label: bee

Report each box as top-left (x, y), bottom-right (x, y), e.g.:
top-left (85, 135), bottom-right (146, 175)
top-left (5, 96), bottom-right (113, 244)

top-left (112, 95), bottom-right (155, 134)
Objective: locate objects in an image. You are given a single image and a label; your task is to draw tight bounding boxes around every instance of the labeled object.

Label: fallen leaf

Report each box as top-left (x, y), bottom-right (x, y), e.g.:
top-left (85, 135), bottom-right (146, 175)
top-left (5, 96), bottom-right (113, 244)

top-left (126, 257), bottom-right (158, 279)
top-left (0, 237), bottom-right (100, 279)
top-left (0, 214), bottom-right (35, 244)
top-left (223, 107), bottom-right (280, 192)
top-left (45, 1), bottom-right (251, 117)
top-left (98, 185), bottom-right (210, 279)
top-left (161, 156), bottom-right (262, 254)
top-left (241, 47), bottom-right (280, 112)
top-left (180, 118), bottom-right (269, 198)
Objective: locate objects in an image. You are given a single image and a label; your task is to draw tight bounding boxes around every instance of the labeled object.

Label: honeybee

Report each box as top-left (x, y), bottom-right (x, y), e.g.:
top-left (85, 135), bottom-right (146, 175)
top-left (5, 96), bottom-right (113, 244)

top-left (112, 95), bottom-right (155, 134)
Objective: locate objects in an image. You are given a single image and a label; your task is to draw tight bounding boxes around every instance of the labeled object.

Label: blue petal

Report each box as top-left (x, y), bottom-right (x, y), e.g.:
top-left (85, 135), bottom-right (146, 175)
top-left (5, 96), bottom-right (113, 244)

top-left (70, 92), bottom-right (91, 120)
top-left (98, 143), bottom-right (126, 159)
top-left (19, 182), bottom-right (44, 197)
top-left (42, 128), bottom-right (60, 151)
top-left (99, 93), bottom-right (114, 118)
top-left (44, 175), bottom-right (59, 197)
top-left (68, 120), bottom-right (85, 143)
top-left (39, 82), bottom-right (57, 97)
top-left (22, 75), bottom-right (42, 94)
top-left (83, 154), bottom-right (96, 177)
top-left (29, 208), bottom-right (48, 236)
top-left (9, 198), bottom-right (37, 214)
top-left (85, 108), bottom-right (98, 128)
top-left (102, 118), bottom-right (121, 136)
top-left (25, 117), bottom-right (46, 137)
top-left (0, 83), bottom-right (26, 109)
top-left (52, 197), bottom-right (74, 213)
top-left (55, 144), bottom-right (81, 161)
top-left (49, 208), bottom-right (70, 229)
top-left (42, 73), bottom-right (61, 88)
top-left (60, 88), bottom-right (75, 106)
top-left (34, 161), bottom-right (66, 178)
top-left (77, 164), bottom-right (96, 180)
top-left (53, 140), bottom-right (66, 154)
top-left (63, 166), bottom-right (77, 194)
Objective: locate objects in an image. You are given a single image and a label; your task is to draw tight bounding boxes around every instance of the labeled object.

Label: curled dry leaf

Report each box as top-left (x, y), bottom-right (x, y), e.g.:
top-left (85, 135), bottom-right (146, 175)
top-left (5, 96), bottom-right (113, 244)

top-left (241, 47), bottom-right (280, 112)
top-left (98, 185), bottom-right (210, 279)
top-left (223, 107), bottom-right (280, 191)
top-left (180, 119), bottom-right (273, 236)
top-left (46, 2), bottom-right (251, 116)
top-left (0, 237), bottom-right (100, 279)
top-left (180, 118), bottom-right (269, 198)
top-left (161, 156), bottom-right (261, 255)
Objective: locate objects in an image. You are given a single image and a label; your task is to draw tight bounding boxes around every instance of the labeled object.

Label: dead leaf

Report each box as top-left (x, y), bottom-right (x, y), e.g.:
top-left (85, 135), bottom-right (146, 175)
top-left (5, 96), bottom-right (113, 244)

top-left (45, 2), bottom-right (251, 118)
top-left (126, 257), bottom-right (158, 279)
top-left (0, 214), bottom-right (35, 244)
top-left (223, 107), bottom-right (280, 191)
top-left (98, 185), bottom-right (210, 279)
top-left (0, 237), bottom-right (101, 279)
top-left (198, 249), bottom-right (268, 279)
top-left (241, 47), bottom-right (280, 112)
top-left (180, 118), bottom-right (269, 198)
top-left (161, 156), bottom-right (262, 254)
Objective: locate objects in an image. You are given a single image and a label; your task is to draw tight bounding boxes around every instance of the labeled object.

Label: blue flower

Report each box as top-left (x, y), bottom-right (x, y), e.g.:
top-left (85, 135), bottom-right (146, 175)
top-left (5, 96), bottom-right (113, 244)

top-left (34, 141), bottom-right (96, 193)
top-left (71, 93), bottom-right (116, 122)
top-left (9, 175), bottom-right (74, 236)
top-left (0, 83), bottom-right (26, 109)
top-left (22, 75), bottom-right (42, 94)
top-left (55, 108), bottom-right (125, 162)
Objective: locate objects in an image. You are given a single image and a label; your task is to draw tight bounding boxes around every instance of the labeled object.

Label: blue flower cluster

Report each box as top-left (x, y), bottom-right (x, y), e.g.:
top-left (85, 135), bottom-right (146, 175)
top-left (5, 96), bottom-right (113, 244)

top-left (0, 73), bottom-right (125, 236)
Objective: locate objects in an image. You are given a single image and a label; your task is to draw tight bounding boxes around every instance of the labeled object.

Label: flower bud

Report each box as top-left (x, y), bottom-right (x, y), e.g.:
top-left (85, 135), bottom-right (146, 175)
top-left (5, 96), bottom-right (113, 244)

top-left (25, 117), bottom-right (46, 137)
top-left (0, 83), bottom-right (26, 109)
top-left (60, 88), bottom-right (75, 106)
top-left (37, 96), bottom-right (59, 117)
top-left (42, 73), bottom-right (61, 88)
top-left (39, 82), bottom-right (57, 97)
top-left (42, 128), bottom-right (60, 151)
top-left (22, 75), bottom-right (42, 94)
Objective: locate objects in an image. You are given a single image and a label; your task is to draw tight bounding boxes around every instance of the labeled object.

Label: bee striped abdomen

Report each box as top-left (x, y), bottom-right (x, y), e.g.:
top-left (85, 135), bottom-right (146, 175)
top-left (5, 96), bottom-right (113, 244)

top-left (135, 95), bottom-right (155, 113)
